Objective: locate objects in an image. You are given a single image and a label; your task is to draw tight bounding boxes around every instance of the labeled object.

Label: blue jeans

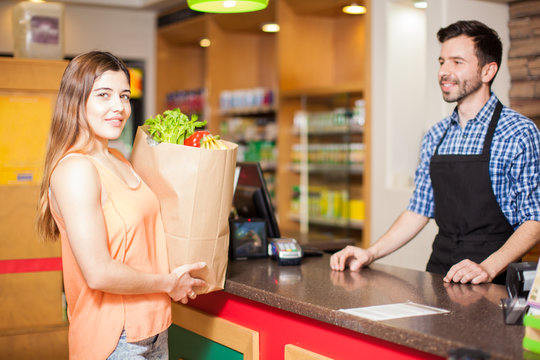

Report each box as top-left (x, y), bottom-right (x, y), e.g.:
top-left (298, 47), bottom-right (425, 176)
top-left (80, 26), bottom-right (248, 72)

top-left (107, 329), bottom-right (168, 360)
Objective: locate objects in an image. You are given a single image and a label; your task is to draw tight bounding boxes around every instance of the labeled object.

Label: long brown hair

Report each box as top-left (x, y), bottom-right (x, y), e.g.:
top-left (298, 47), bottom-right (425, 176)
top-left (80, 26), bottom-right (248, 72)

top-left (37, 51), bottom-right (130, 242)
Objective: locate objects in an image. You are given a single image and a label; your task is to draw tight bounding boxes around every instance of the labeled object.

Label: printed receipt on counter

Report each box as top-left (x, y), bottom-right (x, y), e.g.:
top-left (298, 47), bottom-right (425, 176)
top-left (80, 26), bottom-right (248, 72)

top-left (339, 301), bottom-right (449, 321)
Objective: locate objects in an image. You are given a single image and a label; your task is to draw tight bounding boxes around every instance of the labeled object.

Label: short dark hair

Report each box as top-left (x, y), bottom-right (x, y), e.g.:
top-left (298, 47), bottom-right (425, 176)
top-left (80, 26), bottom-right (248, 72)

top-left (437, 20), bottom-right (502, 75)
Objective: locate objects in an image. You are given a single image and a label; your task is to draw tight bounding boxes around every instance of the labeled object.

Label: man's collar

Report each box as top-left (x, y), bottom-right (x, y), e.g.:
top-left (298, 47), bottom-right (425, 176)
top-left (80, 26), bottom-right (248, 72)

top-left (449, 93), bottom-right (498, 126)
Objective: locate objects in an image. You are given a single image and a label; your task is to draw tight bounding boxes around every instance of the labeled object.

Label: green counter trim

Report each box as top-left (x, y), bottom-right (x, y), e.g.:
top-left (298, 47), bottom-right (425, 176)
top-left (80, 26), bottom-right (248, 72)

top-left (169, 324), bottom-right (243, 360)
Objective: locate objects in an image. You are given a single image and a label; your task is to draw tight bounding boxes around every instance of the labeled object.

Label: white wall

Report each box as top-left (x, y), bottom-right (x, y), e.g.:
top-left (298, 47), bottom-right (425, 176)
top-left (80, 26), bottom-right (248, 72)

top-left (0, 1), bottom-right (157, 119)
top-left (425, 0), bottom-right (511, 128)
top-left (370, 0), bottom-right (510, 271)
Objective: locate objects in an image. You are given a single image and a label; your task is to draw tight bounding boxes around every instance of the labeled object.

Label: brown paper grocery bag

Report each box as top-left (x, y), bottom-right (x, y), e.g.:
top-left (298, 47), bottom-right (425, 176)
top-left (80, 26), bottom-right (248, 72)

top-left (130, 126), bottom-right (238, 294)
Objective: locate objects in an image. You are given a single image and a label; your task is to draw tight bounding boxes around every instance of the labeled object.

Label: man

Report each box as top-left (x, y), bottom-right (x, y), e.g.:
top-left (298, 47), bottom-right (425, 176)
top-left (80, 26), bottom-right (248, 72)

top-left (330, 20), bottom-right (540, 284)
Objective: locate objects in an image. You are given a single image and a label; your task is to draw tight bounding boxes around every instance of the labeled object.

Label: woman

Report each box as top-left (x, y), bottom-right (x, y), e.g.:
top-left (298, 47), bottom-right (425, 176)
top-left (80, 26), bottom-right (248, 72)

top-left (37, 51), bottom-right (206, 359)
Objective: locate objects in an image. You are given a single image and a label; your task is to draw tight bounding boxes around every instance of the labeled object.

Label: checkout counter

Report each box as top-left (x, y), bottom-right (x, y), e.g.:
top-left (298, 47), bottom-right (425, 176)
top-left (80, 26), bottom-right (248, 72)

top-left (169, 253), bottom-right (535, 360)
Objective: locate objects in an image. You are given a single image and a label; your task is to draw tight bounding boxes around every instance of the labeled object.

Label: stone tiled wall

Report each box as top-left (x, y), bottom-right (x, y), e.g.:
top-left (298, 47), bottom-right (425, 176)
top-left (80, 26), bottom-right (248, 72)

top-left (508, 1), bottom-right (540, 262)
top-left (508, 0), bottom-right (540, 128)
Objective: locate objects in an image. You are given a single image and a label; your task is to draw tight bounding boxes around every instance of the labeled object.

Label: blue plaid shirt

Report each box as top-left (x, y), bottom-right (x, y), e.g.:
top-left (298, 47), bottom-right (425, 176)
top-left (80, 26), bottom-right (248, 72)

top-left (408, 93), bottom-right (540, 229)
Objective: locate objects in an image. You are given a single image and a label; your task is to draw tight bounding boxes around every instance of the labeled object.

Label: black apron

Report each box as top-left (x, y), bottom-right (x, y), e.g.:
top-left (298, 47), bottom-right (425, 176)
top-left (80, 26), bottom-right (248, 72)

top-left (426, 101), bottom-right (514, 285)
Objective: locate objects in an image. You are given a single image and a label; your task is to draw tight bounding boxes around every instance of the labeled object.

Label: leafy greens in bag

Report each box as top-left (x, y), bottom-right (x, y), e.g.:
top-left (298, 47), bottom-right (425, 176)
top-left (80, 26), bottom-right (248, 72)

top-left (144, 108), bottom-right (207, 145)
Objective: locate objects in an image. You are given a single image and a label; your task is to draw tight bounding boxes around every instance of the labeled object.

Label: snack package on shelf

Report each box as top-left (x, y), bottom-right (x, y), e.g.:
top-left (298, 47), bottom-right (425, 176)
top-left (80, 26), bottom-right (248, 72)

top-left (524, 309), bottom-right (540, 354)
top-left (130, 109), bottom-right (238, 295)
top-left (524, 262), bottom-right (540, 353)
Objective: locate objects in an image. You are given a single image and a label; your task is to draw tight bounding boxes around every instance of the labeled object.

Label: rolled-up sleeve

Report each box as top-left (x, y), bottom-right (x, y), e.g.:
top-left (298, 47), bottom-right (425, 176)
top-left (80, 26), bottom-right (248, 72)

top-left (513, 125), bottom-right (540, 225)
top-left (407, 129), bottom-right (438, 218)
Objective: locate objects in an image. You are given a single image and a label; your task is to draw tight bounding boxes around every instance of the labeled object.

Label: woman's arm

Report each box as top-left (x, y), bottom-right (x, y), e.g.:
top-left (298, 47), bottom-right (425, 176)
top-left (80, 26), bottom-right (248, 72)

top-left (50, 156), bottom-right (205, 302)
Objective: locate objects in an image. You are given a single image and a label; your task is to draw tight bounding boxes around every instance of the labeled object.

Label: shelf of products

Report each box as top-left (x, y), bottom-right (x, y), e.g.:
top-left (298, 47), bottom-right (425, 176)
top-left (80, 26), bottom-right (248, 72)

top-left (219, 88), bottom-right (278, 204)
top-left (219, 87), bottom-right (277, 167)
top-left (166, 88), bottom-right (204, 116)
top-left (289, 185), bottom-right (365, 229)
top-left (290, 143), bottom-right (365, 173)
top-left (219, 87), bottom-right (274, 115)
top-left (286, 93), bottom-right (366, 240)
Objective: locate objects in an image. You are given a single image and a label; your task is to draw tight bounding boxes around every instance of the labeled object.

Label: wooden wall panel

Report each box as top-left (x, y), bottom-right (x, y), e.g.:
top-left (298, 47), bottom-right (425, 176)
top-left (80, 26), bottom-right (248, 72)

top-left (258, 34), bottom-right (278, 90)
top-left (0, 271), bottom-right (65, 330)
top-left (277, 1), bottom-right (335, 91)
top-left (333, 16), bottom-right (366, 88)
top-left (0, 186), bottom-right (60, 260)
top-left (0, 58), bottom-right (66, 92)
top-left (0, 326), bottom-right (68, 360)
top-left (206, 18), bottom-right (275, 134)
top-left (284, 344), bottom-right (334, 360)
top-left (156, 34), bottom-right (205, 115)
top-left (172, 302), bottom-right (259, 360)
top-left (0, 57), bottom-right (68, 357)
top-left (276, 97), bottom-right (302, 234)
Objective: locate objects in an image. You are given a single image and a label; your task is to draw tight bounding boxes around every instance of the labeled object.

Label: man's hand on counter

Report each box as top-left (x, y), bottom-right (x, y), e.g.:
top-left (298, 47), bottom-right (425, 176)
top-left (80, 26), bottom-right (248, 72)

top-left (443, 259), bottom-right (492, 284)
top-left (330, 211), bottom-right (429, 273)
top-left (329, 245), bottom-right (375, 271)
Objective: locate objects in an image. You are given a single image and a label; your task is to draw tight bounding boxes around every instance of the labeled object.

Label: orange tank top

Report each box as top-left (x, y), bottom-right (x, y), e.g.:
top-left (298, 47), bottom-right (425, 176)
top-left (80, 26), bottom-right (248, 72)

top-left (50, 149), bottom-right (171, 360)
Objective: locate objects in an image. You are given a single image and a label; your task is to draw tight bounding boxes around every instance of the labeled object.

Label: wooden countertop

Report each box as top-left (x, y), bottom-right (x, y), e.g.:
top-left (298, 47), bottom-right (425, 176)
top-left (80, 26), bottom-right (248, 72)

top-left (221, 254), bottom-right (530, 360)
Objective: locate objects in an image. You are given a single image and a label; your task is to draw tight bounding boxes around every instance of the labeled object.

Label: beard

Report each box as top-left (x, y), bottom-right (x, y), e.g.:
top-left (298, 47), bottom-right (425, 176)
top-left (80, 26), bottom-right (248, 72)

top-left (439, 73), bottom-right (483, 103)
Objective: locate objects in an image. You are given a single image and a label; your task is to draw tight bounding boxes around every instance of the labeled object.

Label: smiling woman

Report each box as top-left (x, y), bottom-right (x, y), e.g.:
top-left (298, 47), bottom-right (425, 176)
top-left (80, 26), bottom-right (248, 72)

top-left (86, 70), bottom-right (132, 142)
top-left (36, 51), bottom-right (208, 360)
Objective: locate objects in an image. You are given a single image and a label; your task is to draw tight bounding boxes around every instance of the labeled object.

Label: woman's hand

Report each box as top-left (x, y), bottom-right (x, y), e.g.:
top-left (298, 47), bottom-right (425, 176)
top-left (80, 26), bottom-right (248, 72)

top-left (168, 262), bottom-right (208, 303)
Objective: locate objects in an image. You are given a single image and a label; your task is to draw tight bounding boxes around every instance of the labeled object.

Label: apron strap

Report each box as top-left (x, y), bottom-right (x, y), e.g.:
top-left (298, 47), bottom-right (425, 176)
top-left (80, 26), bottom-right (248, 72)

top-left (482, 101), bottom-right (503, 155)
top-left (434, 100), bottom-right (503, 156)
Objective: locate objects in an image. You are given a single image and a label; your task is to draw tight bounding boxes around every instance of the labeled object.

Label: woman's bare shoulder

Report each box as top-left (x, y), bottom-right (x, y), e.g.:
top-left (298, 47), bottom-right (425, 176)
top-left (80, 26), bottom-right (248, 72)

top-left (50, 154), bottom-right (100, 197)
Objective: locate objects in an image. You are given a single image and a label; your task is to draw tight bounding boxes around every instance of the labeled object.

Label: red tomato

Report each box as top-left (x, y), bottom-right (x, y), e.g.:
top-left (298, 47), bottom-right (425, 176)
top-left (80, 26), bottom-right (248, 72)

top-left (184, 130), bottom-right (211, 147)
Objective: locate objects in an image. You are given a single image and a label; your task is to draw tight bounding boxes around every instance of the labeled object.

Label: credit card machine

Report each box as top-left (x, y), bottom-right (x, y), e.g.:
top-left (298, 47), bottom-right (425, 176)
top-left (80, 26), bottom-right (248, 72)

top-left (269, 238), bottom-right (302, 265)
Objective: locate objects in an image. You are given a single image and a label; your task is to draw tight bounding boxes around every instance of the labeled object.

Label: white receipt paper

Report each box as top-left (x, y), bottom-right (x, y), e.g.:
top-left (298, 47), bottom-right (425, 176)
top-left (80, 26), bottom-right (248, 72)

top-left (339, 302), bottom-right (449, 321)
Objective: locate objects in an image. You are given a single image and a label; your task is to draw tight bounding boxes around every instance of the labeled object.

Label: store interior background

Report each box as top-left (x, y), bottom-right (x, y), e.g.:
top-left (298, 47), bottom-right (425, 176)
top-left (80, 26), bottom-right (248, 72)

top-left (0, 0), bottom-right (515, 272)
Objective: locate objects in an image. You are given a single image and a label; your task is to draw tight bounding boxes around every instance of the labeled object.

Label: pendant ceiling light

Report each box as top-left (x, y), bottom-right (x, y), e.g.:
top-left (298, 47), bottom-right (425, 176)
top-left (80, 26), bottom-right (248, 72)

top-left (413, 0), bottom-right (427, 9)
top-left (342, 3), bottom-right (367, 15)
top-left (187, 0), bottom-right (269, 13)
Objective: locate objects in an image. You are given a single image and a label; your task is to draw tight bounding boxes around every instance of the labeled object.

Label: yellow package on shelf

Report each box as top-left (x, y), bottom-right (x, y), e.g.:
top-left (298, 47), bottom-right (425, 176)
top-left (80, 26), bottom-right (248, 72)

top-left (349, 199), bottom-right (365, 221)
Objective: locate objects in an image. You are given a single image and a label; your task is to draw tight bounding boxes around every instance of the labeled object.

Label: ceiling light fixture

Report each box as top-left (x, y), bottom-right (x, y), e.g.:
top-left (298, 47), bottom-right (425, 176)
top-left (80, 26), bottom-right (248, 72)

top-left (342, 3), bottom-right (367, 15)
top-left (187, 0), bottom-right (268, 13)
top-left (199, 38), bottom-right (211, 47)
top-left (261, 22), bottom-right (280, 33)
top-left (413, 0), bottom-right (427, 9)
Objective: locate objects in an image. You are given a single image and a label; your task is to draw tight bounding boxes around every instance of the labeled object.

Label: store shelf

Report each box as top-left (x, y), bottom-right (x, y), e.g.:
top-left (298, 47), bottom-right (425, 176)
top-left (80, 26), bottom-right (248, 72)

top-left (260, 161), bottom-right (277, 172)
top-left (292, 126), bottom-right (364, 137)
top-left (288, 213), bottom-right (364, 230)
top-left (289, 163), bottom-right (363, 175)
top-left (220, 107), bottom-right (276, 117)
top-left (287, 95), bottom-right (366, 243)
top-left (280, 85), bottom-right (364, 99)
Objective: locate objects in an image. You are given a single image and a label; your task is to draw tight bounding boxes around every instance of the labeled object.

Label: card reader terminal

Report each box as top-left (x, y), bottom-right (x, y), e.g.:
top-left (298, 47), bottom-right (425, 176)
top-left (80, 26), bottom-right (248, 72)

top-left (269, 238), bottom-right (302, 265)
